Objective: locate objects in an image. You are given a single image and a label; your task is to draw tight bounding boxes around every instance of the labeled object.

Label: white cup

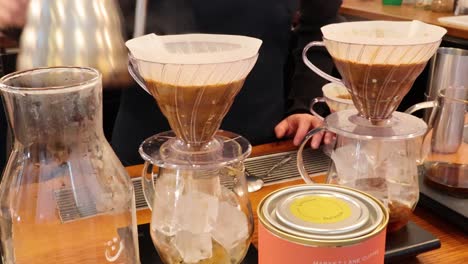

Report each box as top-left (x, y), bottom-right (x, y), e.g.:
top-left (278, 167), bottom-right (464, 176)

top-left (310, 83), bottom-right (355, 120)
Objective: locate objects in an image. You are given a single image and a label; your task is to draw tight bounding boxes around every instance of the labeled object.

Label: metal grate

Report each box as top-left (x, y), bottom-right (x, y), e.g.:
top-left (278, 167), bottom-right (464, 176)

top-left (244, 148), bottom-right (330, 185)
top-left (132, 148), bottom-right (330, 210)
top-left (53, 148), bottom-right (331, 217)
top-left (133, 178), bottom-right (148, 209)
top-left (55, 187), bottom-right (98, 223)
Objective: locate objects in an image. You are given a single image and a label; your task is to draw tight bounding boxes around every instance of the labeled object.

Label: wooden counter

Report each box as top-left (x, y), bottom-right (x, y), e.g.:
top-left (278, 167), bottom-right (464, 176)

top-left (126, 140), bottom-right (468, 264)
top-left (340, 0), bottom-right (468, 39)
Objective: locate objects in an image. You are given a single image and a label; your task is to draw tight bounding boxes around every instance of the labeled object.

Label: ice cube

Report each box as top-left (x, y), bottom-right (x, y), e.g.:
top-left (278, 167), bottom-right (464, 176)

top-left (220, 186), bottom-right (240, 207)
top-left (176, 191), bottom-right (219, 234)
top-left (331, 144), bottom-right (369, 184)
top-left (151, 171), bottom-right (184, 236)
top-left (173, 230), bottom-right (212, 263)
top-left (211, 201), bottom-right (249, 250)
top-left (185, 170), bottom-right (222, 197)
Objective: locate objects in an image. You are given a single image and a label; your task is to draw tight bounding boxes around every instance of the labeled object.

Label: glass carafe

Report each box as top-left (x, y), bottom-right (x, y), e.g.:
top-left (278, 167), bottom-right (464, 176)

top-left (140, 131), bottom-right (254, 264)
top-left (297, 109), bottom-right (427, 232)
top-left (406, 88), bottom-right (468, 198)
top-left (0, 67), bottom-right (140, 264)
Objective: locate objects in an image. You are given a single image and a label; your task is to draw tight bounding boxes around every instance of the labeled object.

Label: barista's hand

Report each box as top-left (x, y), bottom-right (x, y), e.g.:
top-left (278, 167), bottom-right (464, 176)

top-left (275, 113), bottom-right (334, 149)
top-left (0, 0), bottom-right (29, 28)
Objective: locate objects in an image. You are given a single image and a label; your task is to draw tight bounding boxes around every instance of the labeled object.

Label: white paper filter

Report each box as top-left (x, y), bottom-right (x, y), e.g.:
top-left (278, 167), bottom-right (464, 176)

top-left (126, 33), bottom-right (262, 86)
top-left (321, 20), bottom-right (447, 64)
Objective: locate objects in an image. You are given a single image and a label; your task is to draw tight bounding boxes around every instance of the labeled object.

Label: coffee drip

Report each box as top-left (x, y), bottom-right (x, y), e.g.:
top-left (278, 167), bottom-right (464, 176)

top-left (333, 59), bottom-right (426, 124)
top-left (146, 79), bottom-right (245, 148)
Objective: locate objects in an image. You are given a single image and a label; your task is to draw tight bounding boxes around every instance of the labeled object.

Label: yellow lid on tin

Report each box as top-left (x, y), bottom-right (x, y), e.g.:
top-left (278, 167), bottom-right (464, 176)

top-left (262, 185), bottom-right (384, 240)
top-left (289, 195), bottom-right (352, 224)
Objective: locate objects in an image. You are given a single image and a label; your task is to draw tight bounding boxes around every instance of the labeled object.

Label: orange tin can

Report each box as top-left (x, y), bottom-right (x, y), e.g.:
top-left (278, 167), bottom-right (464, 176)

top-left (258, 184), bottom-right (388, 264)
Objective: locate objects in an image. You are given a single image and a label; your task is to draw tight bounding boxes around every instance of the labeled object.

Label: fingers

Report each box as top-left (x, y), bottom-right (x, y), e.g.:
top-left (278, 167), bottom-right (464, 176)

top-left (307, 115), bottom-right (325, 149)
top-left (308, 115), bottom-right (323, 128)
top-left (310, 131), bottom-right (324, 149)
top-left (324, 132), bottom-right (335, 145)
top-left (276, 114), bottom-right (326, 148)
top-left (274, 119), bottom-right (289, 139)
top-left (312, 131), bottom-right (335, 149)
top-left (293, 117), bottom-right (312, 146)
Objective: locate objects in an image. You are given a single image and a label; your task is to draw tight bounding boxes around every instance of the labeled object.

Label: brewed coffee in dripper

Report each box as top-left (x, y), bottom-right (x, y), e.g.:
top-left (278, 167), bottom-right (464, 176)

top-left (127, 34), bottom-right (261, 149)
top-left (304, 20), bottom-right (447, 125)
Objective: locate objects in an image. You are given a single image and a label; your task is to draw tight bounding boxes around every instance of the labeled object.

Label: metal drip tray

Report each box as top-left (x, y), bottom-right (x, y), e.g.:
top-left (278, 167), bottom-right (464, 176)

top-left (54, 148), bottom-right (331, 219)
top-left (133, 148), bottom-right (330, 210)
top-left (55, 187), bottom-right (98, 223)
top-left (244, 148), bottom-right (330, 185)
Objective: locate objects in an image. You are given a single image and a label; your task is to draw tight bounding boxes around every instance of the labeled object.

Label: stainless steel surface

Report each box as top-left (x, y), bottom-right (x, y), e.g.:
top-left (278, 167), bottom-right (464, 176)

top-left (17, 0), bottom-right (130, 87)
top-left (245, 170), bottom-right (264, 193)
top-left (405, 101), bottom-right (437, 115)
top-left (408, 89), bottom-right (467, 153)
top-left (246, 154), bottom-right (292, 193)
top-left (134, 0), bottom-right (148, 37)
top-left (425, 47), bottom-right (468, 120)
top-left (249, 148), bottom-right (330, 185)
top-left (431, 88), bottom-right (467, 153)
top-left (133, 148), bottom-right (331, 210)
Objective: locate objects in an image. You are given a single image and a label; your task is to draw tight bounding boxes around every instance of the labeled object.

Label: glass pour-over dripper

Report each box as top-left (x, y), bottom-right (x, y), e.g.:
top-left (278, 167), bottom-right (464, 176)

top-left (303, 20), bottom-right (447, 125)
top-left (127, 34), bottom-right (261, 149)
top-left (127, 33), bottom-right (262, 264)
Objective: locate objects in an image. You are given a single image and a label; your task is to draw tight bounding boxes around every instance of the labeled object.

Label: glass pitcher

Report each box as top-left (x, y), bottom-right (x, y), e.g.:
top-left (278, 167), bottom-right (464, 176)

top-left (406, 88), bottom-right (468, 198)
top-left (297, 110), bottom-right (426, 233)
top-left (0, 67), bottom-right (140, 264)
top-left (139, 131), bottom-right (254, 264)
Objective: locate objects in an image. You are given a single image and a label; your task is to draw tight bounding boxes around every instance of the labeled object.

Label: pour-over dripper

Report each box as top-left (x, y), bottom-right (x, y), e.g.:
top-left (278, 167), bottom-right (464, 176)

top-left (126, 33), bottom-right (261, 149)
top-left (303, 20), bottom-right (446, 125)
top-left (126, 34), bottom-right (262, 264)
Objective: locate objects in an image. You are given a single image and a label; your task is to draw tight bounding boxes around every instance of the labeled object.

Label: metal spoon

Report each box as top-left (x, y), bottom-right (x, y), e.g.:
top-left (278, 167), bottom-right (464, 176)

top-left (246, 154), bottom-right (292, 192)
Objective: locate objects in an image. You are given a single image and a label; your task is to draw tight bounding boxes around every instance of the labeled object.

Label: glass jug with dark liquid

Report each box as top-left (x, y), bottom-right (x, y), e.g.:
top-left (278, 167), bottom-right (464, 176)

top-left (126, 33), bottom-right (262, 263)
top-left (298, 20), bottom-right (446, 232)
top-left (406, 88), bottom-right (468, 198)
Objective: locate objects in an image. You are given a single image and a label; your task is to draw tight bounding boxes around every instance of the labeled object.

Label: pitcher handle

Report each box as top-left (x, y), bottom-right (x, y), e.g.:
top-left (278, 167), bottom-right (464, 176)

top-left (405, 101), bottom-right (437, 114)
top-left (142, 161), bottom-right (158, 210)
top-left (310, 97), bottom-right (326, 120)
top-left (297, 126), bottom-right (327, 184)
top-left (127, 59), bottom-right (151, 95)
top-left (303, 41), bottom-right (343, 85)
